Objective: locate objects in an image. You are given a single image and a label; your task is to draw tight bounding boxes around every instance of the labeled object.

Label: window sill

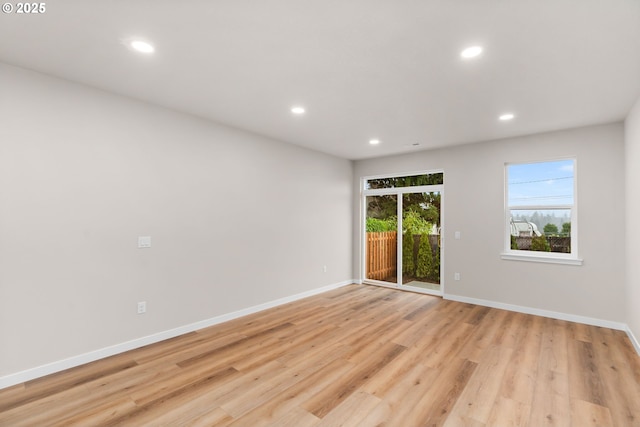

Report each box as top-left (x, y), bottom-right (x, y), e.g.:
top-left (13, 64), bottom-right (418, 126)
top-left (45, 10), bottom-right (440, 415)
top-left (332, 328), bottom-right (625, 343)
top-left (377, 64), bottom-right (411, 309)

top-left (500, 252), bottom-right (583, 266)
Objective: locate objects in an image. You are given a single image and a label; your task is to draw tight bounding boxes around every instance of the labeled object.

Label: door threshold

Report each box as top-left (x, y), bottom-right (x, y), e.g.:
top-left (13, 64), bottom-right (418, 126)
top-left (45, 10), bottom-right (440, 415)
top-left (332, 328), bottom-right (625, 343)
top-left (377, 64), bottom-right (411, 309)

top-left (362, 281), bottom-right (443, 297)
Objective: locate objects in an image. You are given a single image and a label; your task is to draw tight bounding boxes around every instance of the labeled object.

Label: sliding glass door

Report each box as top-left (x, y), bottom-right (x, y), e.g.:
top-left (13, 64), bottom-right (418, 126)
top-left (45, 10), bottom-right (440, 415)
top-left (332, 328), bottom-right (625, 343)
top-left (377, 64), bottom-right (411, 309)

top-left (363, 172), bottom-right (443, 295)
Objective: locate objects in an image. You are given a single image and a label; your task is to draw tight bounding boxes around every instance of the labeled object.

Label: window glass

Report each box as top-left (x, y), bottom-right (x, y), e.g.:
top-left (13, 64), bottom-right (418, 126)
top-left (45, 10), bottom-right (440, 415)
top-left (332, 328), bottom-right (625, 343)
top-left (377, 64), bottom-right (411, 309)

top-left (508, 160), bottom-right (573, 207)
top-left (507, 159), bottom-right (574, 255)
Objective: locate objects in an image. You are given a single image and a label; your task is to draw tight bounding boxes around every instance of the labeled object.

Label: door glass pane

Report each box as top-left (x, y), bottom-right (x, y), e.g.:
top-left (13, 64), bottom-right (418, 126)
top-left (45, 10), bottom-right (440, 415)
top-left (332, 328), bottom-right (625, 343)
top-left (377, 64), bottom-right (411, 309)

top-left (402, 192), bottom-right (440, 291)
top-left (365, 195), bottom-right (397, 284)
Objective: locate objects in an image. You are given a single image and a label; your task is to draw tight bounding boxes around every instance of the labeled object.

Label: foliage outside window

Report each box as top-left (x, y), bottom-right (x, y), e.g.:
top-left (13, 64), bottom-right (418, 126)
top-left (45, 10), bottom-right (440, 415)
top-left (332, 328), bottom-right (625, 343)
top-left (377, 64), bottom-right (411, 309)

top-left (505, 159), bottom-right (580, 264)
top-left (366, 173), bottom-right (443, 190)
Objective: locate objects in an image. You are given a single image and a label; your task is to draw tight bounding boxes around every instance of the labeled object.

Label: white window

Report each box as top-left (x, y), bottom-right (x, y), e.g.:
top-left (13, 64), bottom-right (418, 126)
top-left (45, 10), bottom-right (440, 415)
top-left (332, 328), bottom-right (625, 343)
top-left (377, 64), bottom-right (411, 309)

top-left (502, 158), bottom-right (582, 265)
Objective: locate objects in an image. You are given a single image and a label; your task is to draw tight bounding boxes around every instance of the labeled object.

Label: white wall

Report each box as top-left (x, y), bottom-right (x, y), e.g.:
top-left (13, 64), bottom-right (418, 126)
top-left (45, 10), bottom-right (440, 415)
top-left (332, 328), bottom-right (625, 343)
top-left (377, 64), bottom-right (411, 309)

top-left (354, 124), bottom-right (626, 324)
top-left (0, 63), bottom-right (353, 379)
top-left (625, 96), bottom-right (640, 347)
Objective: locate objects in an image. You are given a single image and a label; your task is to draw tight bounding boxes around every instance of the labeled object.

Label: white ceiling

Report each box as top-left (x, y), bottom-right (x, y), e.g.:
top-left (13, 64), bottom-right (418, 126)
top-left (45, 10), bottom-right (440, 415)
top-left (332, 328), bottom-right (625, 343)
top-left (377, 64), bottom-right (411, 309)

top-left (1, 0), bottom-right (639, 160)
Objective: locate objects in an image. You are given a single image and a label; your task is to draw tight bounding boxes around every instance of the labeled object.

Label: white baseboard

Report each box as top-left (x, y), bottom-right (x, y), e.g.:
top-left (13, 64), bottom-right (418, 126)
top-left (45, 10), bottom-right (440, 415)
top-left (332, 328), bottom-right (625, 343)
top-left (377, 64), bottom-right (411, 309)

top-left (444, 293), bottom-right (627, 331)
top-left (627, 326), bottom-right (640, 356)
top-left (0, 280), bottom-right (353, 390)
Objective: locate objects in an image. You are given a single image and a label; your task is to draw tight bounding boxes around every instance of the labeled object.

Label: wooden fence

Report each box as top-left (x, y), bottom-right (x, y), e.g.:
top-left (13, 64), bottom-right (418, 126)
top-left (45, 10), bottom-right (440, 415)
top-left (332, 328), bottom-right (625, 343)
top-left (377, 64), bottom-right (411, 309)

top-left (366, 231), bottom-right (397, 280)
top-left (514, 236), bottom-right (570, 253)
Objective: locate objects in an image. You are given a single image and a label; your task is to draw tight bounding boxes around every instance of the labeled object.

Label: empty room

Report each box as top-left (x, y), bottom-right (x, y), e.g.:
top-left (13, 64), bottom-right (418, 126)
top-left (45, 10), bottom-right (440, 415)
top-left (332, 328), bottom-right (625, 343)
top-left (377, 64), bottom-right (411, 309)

top-left (1, 1), bottom-right (640, 426)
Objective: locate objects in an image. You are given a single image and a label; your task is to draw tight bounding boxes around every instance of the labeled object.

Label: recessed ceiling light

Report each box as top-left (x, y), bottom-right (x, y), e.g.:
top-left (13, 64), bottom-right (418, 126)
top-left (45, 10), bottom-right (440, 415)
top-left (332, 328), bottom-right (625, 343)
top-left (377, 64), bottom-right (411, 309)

top-left (130, 40), bottom-right (155, 54)
top-left (369, 139), bottom-right (380, 145)
top-left (499, 113), bottom-right (515, 121)
top-left (460, 46), bottom-right (483, 59)
top-left (291, 106), bottom-right (306, 115)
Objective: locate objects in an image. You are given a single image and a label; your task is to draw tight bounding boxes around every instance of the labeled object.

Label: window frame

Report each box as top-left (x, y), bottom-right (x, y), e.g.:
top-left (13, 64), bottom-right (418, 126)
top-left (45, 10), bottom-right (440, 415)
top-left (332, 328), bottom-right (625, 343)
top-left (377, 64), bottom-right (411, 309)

top-left (501, 157), bottom-right (583, 266)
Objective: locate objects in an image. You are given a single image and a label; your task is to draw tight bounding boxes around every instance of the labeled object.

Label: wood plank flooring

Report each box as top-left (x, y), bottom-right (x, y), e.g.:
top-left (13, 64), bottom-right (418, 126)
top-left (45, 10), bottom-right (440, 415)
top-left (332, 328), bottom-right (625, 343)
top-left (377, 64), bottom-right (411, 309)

top-left (1, 284), bottom-right (640, 426)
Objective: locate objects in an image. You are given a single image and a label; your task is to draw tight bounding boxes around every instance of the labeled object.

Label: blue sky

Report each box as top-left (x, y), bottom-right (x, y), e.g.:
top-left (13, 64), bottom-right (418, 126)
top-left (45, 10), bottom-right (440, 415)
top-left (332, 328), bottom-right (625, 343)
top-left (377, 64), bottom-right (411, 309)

top-left (508, 159), bottom-right (574, 207)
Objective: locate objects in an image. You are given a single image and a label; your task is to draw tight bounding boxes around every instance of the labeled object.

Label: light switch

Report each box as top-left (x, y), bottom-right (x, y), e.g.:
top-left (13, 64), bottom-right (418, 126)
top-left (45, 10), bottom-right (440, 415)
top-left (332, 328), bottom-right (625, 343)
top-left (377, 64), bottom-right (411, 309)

top-left (138, 236), bottom-right (151, 248)
top-left (455, 231), bottom-right (461, 240)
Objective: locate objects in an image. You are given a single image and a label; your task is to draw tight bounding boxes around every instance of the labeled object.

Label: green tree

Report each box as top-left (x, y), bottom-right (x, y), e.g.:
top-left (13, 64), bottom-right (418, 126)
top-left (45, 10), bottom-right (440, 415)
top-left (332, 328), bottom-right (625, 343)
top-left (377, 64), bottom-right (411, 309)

top-left (367, 174), bottom-right (443, 189)
top-left (416, 235), bottom-right (434, 279)
top-left (401, 210), bottom-right (432, 278)
top-left (365, 194), bottom-right (398, 222)
top-left (562, 222), bottom-right (571, 235)
top-left (430, 241), bottom-right (440, 282)
top-left (402, 210), bottom-right (431, 235)
top-left (402, 232), bottom-right (415, 276)
top-left (543, 223), bottom-right (558, 234)
top-left (530, 235), bottom-right (551, 252)
top-left (511, 235), bottom-right (518, 250)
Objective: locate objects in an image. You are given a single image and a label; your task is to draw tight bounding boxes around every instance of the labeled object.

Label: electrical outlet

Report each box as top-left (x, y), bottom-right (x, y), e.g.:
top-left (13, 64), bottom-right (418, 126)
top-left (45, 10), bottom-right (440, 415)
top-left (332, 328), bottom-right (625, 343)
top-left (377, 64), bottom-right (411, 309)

top-left (323, 265), bottom-right (327, 273)
top-left (138, 236), bottom-right (151, 248)
top-left (137, 301), bottom-right (146, 314)
top-left (454, 273), bottom-right (461, 281)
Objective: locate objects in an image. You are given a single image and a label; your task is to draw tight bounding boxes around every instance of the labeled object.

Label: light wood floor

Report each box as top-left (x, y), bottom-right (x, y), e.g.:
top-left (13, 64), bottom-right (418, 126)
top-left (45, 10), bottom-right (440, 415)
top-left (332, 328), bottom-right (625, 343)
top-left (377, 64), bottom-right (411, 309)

top-left (2, 284), bottom-right (640, 426)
